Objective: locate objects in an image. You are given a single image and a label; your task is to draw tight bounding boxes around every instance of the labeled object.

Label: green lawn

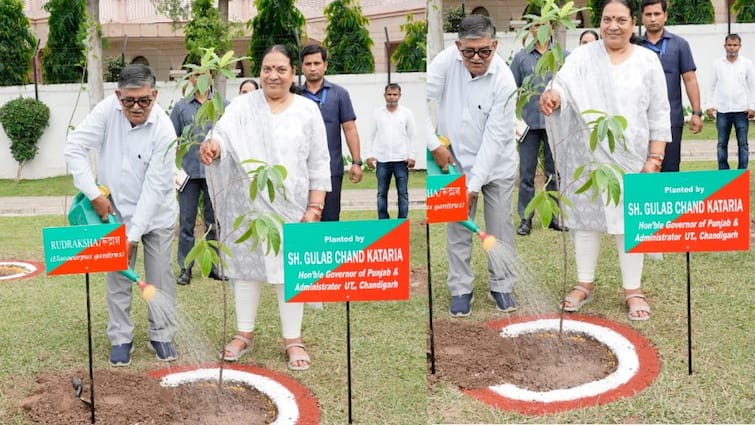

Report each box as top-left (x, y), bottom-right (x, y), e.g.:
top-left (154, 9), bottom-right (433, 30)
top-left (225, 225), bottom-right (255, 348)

top-left (0, 161), bottom-right (752, 423)
top-left (683, 118), bottom-right (755, 140)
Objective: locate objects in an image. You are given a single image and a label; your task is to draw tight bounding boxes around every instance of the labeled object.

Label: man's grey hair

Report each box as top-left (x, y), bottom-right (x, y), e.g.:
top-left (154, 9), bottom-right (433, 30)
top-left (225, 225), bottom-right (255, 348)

top-left (118, 64), bottom-right (157, 89)
top-left (458, 14), bottom-right (496, 40)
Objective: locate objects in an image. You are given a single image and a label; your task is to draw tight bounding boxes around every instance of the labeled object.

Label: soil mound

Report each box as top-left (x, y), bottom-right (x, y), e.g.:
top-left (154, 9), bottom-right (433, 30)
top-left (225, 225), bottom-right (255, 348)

top-left (20, 368), bottom-right (275, 424)
top-left (430, 319), bottom-right (617, 390)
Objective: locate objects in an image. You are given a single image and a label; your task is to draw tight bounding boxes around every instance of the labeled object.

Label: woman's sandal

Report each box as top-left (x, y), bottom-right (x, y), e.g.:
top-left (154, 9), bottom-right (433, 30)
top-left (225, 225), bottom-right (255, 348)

top-left (625, 293), bottom-right (651, 321)
top-left (284, 341), bottom-right (311, 371)
top-left (560, 283), bottom-right (594, 312)
top-left (220, 334), bottom-right (253, 362)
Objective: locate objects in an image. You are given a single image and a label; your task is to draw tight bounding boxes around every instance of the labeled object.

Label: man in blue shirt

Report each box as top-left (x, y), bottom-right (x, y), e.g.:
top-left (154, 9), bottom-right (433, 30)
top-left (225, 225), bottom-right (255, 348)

top-left (170, 70), bottom-right (229, 285)
top-left (300, 45), bottom-right (363, 221)
top-left (509, 9), bottom-right (567, 236)
top-left (641, 0), bottom-right (703, 172)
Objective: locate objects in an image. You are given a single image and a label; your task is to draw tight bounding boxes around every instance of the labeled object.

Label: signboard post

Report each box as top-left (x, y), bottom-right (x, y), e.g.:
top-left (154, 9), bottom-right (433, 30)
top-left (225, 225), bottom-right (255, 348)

top-left (42, 222), bottom-right (129, 424)
top-left (624, 169), bottom-right (750, 374)
top-left (425, 148), bottom-right (469, 375)
top-left (284, 218), bottom-right (410, 424)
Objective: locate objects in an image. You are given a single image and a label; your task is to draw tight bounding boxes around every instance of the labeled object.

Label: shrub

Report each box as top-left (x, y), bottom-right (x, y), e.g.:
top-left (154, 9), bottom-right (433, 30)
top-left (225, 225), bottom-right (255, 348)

top-left (733, 0), bottom-right (755, 23)
top-left (323, 0), bottom-right (375, 74)
top-left (0, 98), bottom-right (51, 180)
top-left (667, 0), bottom-right (714, 25)
top-left (41, 0), bottom-right (87, 84)
top-left (392, 15), bottom-right (427, 72)
top-left (443, 5), bottom-right (464, 33)
top-left (0, 0), bottom-right (37, 86)
top-left (104, 56), bottom-right (124, 83)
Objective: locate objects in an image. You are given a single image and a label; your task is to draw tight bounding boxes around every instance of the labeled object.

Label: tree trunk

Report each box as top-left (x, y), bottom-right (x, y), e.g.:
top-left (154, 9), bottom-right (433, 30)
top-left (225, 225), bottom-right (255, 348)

top-left (427, 0), bottom-right (444, 63)
top-left (86, 0), bottom-right (104, 108)
top-left (215, 0), bottom-right (229, 100)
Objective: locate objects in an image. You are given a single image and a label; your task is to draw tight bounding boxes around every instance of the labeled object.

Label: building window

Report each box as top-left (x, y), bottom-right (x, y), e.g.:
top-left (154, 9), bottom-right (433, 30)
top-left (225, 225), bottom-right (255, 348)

top-left (471, 6), bottom-right (489, 16)
top-left (131, 56), bottom-right (150, 66)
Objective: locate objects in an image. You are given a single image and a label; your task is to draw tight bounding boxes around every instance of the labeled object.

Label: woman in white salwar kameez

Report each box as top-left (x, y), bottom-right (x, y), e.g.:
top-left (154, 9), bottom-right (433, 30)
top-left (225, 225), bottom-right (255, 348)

top-left (540, 0), bottom-right (671, 321)
top-left (199, 45), bottom-right (331, 369)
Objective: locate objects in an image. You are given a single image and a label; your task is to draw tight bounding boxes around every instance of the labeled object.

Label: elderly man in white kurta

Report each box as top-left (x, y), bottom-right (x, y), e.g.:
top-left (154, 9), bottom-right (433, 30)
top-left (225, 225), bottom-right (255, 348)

top-left (426, 14), bottom-right (519, 317)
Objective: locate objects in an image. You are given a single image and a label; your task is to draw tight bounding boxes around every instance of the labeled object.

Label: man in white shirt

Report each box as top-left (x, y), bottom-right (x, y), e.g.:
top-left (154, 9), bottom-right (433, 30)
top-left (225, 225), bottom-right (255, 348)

top-left (64, 64), bottom-right (179, 366)
top-left (365, 83), bottom-right (417, 219)
top-left (705, 33), bottom-right (755, 170)
top-left (426, 14), bottom-right (519, 317)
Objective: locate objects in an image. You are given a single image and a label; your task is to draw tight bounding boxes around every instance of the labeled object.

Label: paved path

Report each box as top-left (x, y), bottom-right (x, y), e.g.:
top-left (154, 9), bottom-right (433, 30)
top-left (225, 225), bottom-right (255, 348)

top-left (0, 140), bottom-right (749, 217)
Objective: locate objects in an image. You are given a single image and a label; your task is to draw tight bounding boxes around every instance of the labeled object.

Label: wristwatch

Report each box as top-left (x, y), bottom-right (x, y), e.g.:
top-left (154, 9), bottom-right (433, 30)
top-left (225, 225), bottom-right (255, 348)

top-left (352, 159), bottom-right (363, 166)
top-left (692, 110), bottom-right (703, 117)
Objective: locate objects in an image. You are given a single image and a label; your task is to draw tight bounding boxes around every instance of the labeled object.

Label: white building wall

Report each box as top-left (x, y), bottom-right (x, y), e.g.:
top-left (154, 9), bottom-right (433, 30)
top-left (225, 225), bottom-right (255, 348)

top-left (0, 72), bottom-right (427, 179)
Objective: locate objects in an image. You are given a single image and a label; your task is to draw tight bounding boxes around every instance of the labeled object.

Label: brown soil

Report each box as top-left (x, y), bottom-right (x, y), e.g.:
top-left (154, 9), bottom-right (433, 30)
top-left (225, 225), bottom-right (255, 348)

top-left (0, 264), bottom-right (26, 276)
top-left (429, 319), bottom-right (617, 391)
top-left (20, 369), bottom-right (276, 424)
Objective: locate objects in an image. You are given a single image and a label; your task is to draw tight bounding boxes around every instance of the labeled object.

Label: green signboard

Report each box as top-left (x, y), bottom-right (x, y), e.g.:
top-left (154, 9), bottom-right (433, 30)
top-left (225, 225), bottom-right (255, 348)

top-left (624, 170), bottom-right (750, 253)
top-left (283, 219), bottom-right (410, 302)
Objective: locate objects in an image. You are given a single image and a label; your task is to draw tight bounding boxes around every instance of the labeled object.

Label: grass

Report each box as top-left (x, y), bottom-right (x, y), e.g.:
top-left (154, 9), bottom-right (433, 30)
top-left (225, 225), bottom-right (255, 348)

top-left (0, 160), bottom-right (752, 424)
top-left (682, 118), bottom-right (755, 141)
top-left (0, 171), bottom-right (428, 196)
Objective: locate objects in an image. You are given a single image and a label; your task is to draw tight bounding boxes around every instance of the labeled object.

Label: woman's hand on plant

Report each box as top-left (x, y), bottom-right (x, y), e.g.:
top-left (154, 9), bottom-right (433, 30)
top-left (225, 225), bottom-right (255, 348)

top-left (199, 140), bottom-right (220, 165)
top-left (539, 89), bottom-right (561, 116)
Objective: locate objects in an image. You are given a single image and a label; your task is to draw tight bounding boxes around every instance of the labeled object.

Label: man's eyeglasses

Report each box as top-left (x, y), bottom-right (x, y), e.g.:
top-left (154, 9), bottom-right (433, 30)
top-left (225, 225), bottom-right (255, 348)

top-left (119, 97), bottom-right (153, 108)
top-left (459, 47), bottom-right (494, 59)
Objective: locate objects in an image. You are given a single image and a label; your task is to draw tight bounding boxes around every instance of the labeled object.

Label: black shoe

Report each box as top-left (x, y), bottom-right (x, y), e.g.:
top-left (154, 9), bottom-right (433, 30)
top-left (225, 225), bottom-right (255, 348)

top-left (517, 219), bottom-right (532, 236)
top-left (208, 269), bottom-right (229, 281)
top-left (548, 221), bottom-right (568, 232)
top-left (489, 291), bottom-right (518, 313)
top-left (148, 340), bottom-right (178, 362)
top-left (109, 342), bottom-right (134, 367)
top-left (177, 268), bottom-right (191, 286)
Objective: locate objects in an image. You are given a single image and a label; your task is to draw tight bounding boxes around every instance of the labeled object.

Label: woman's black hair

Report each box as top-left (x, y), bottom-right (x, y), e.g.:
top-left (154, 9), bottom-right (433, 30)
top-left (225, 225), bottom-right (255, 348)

top-left (239, 79), bottom-right (258, 92)
top-left (261, 44), bottom-right (298, 93)
top-left (579, 29), bottom-right (600, 43)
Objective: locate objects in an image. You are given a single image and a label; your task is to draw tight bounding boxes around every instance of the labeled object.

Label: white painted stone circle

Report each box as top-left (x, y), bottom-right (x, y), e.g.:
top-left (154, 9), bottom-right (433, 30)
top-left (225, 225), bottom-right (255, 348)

top-left (158, 368), bottom-right (300, 425)
top-left (493, 318), bottom-right (639, 403)
top-left (0, 261), bottom-right (39, 280)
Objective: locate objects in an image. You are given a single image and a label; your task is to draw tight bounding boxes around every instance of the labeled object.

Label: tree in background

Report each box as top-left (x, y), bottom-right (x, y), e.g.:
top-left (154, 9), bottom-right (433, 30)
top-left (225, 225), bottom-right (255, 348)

top-left (0, 0), bottom-right (37, 86)
top-left (443, 5), bottom-right (464, 33)
top-left (41, 0), bottom-right (87, 84)
top-left (392, 15), bottom-right (427, 72)
top-left (667, 0), bottom-right (714, 25)
top-left (185, 0), bottom-right (231, 66)
top-left (248, 0), bottom-right (305, 76)
top-left (323, 0), bottom-right (374, 74)
top-left (733, 0), bottom-right (755, 23)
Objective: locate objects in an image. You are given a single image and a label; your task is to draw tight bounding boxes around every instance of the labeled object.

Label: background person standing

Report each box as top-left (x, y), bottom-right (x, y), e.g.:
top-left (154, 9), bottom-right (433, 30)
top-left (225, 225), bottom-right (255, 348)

top-left (300, 44), bottom-right (363, 221)
top-left (509, 9), bottom-right (567, 236)
top-left (640, 0), bottom-right (703, 172)
top-left (705, 33), bottom-right (755, 170)
top-left (365, 83), bottom-right (418, 219)
top-left (171, 70), bottom-right (229, 286)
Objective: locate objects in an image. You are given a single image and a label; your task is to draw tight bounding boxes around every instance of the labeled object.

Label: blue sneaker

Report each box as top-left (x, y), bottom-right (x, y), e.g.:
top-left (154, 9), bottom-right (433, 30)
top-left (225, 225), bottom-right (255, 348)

top-left (489, 291), bottom-right (518, 313)
top-left (149, 340), bottom-right (178, 362)
top-left (449, 293), bottom-right (474, 317)
top-left (109, 342), bottom-right (134, 367)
